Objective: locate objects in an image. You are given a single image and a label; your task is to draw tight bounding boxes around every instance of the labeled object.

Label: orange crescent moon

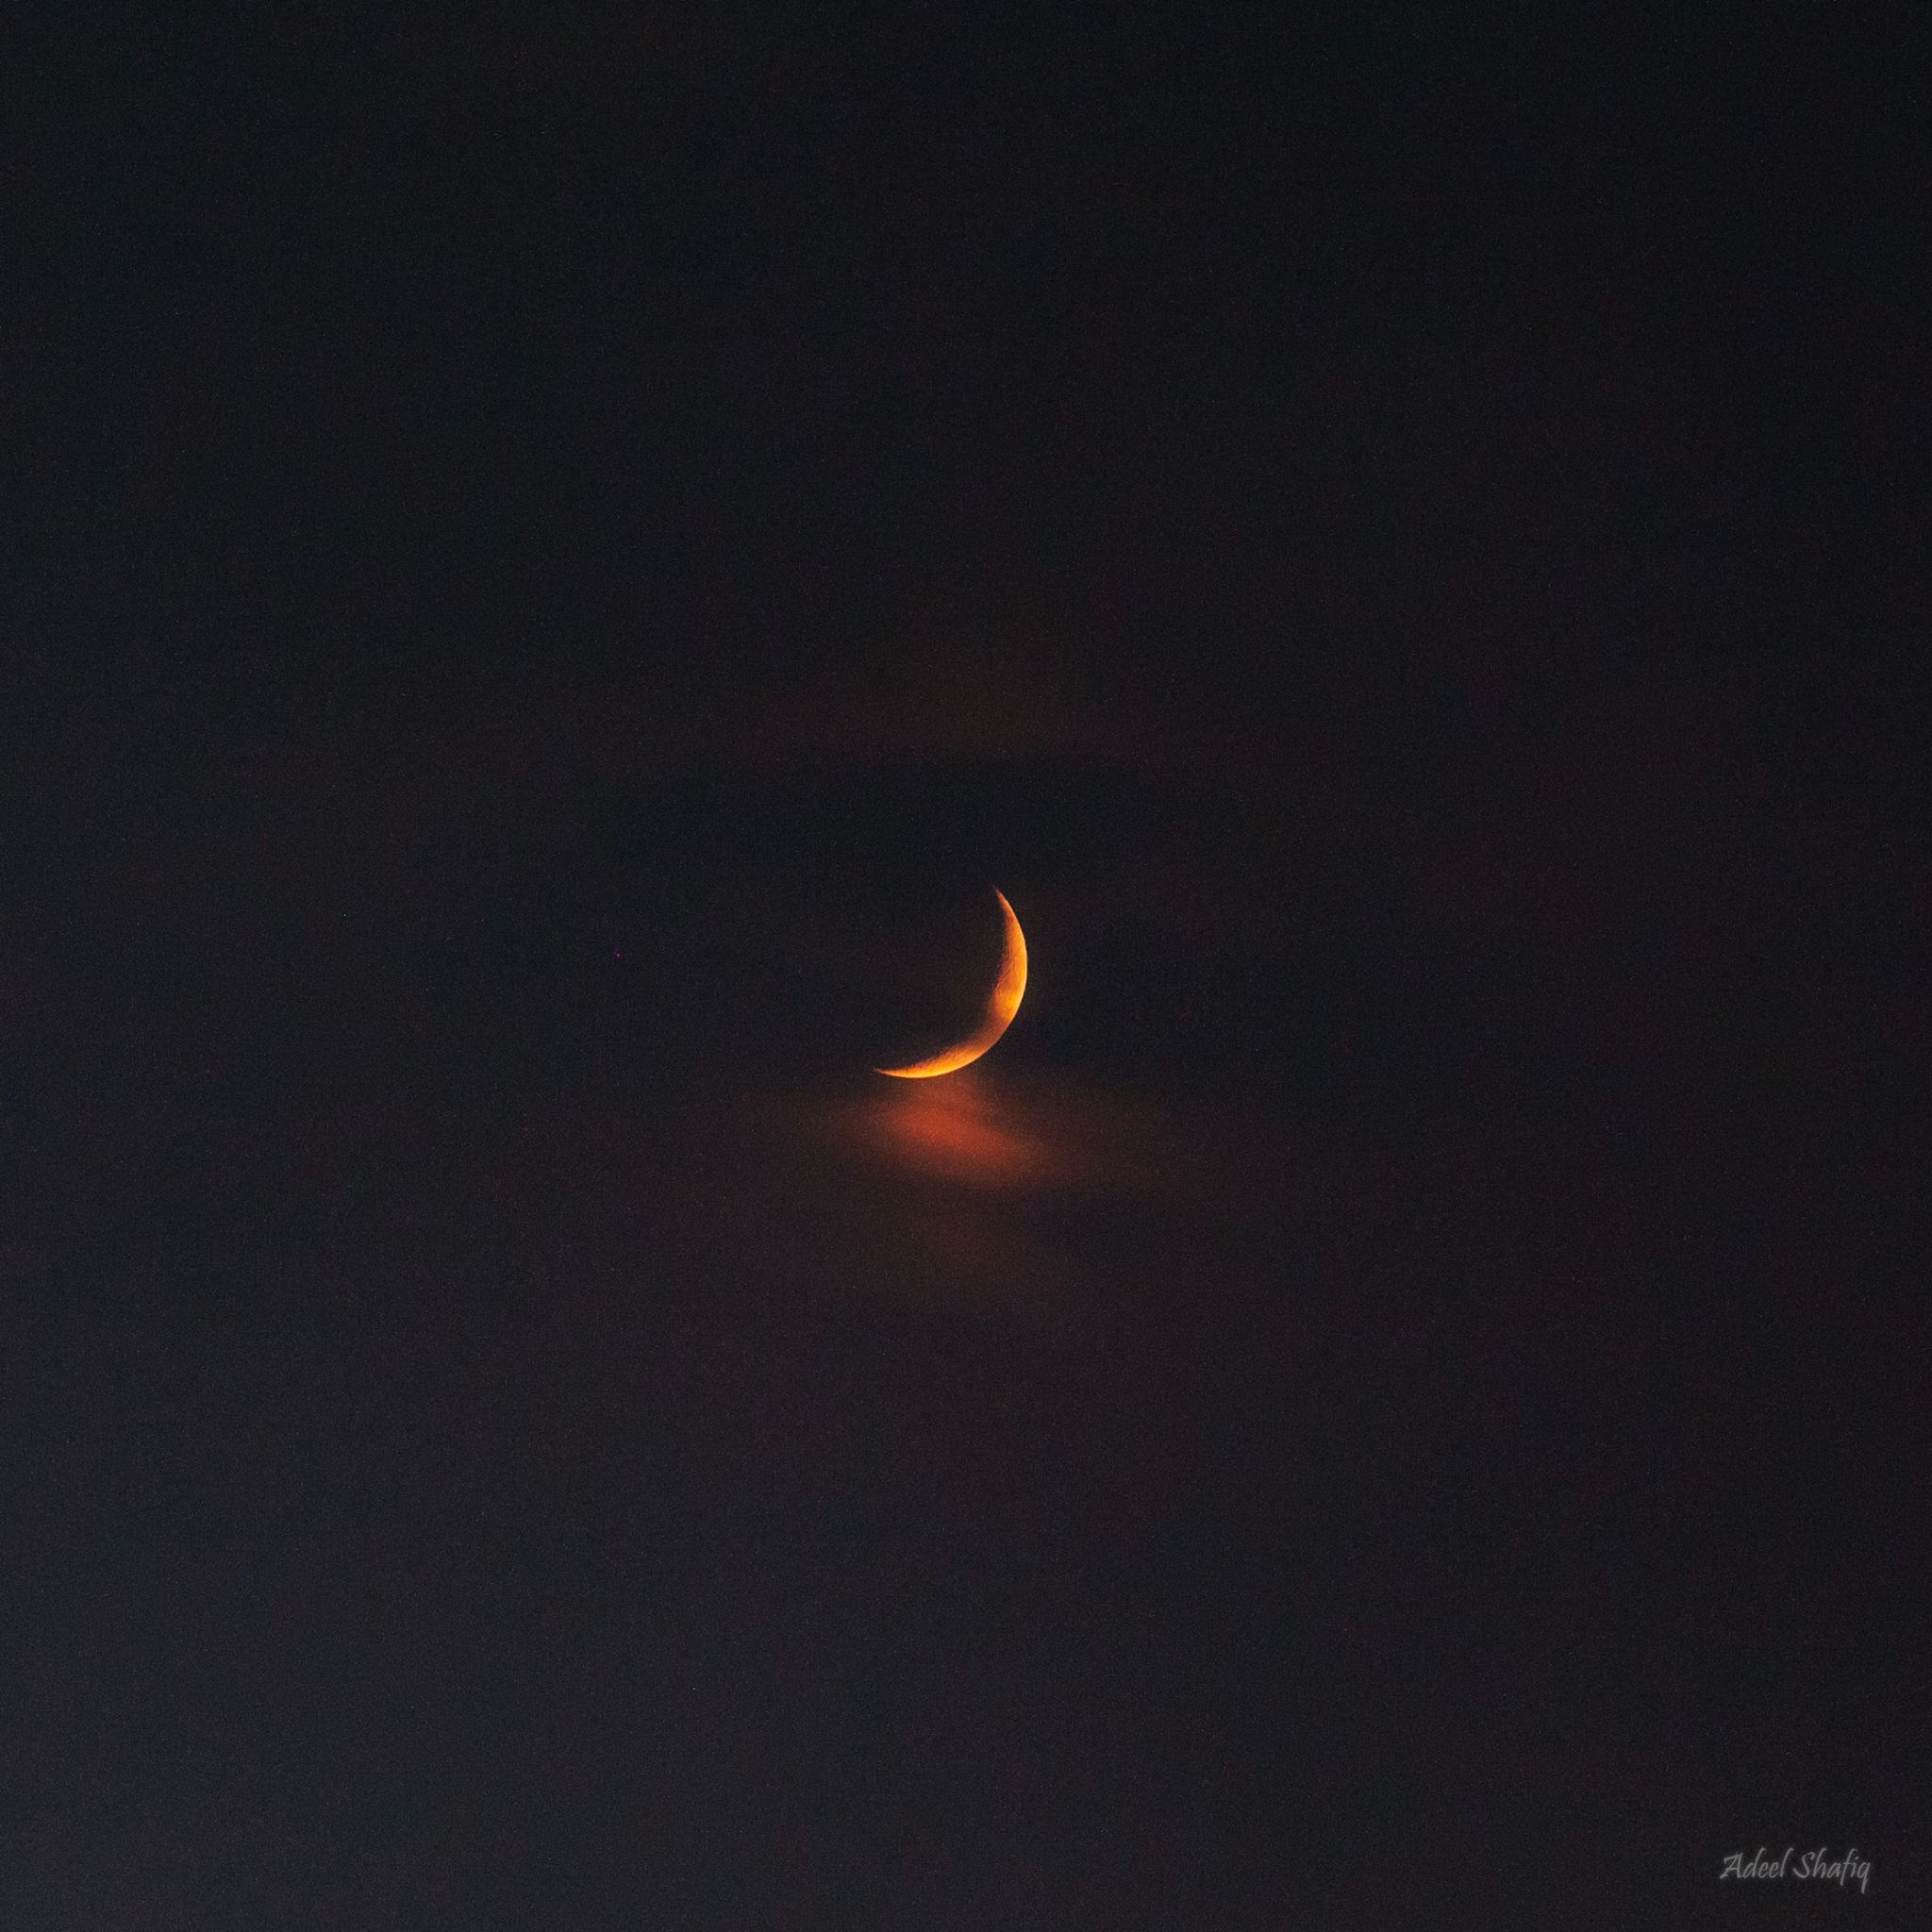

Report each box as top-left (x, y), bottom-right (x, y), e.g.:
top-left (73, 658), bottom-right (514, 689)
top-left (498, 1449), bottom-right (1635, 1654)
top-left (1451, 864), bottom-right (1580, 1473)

top-left (874, 890), bottom-right (1028, 1079)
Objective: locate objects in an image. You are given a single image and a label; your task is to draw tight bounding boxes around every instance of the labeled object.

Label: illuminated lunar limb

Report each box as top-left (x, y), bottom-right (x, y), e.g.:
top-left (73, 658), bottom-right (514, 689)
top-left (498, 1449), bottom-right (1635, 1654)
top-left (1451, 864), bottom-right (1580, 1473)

top-left (874, 890), bottom-right (1028, 1078)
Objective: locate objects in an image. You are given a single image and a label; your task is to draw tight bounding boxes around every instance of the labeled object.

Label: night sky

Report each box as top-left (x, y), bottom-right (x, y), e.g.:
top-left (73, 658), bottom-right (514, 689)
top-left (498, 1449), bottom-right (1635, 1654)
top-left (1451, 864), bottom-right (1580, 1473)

top-left (6, 7), bottom-right (1927, 1926)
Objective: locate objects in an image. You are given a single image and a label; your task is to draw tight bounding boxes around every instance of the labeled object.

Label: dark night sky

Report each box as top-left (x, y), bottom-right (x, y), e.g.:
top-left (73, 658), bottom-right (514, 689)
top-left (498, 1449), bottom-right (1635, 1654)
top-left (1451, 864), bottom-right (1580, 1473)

top-left (5, 7), bottom-right (1927, 1927)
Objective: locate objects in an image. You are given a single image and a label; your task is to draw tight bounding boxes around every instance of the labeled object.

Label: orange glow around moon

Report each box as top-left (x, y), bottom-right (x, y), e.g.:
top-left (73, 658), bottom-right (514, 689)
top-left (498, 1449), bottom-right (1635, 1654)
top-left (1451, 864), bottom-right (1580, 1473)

top-left (874, 889), bottom-right (1028, 1079)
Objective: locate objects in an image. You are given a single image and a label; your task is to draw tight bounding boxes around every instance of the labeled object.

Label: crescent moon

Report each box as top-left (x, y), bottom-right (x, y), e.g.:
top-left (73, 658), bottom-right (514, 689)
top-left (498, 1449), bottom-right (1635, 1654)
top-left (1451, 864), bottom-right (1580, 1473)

top-left (874, 890), bottom-right (1029, 1079)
